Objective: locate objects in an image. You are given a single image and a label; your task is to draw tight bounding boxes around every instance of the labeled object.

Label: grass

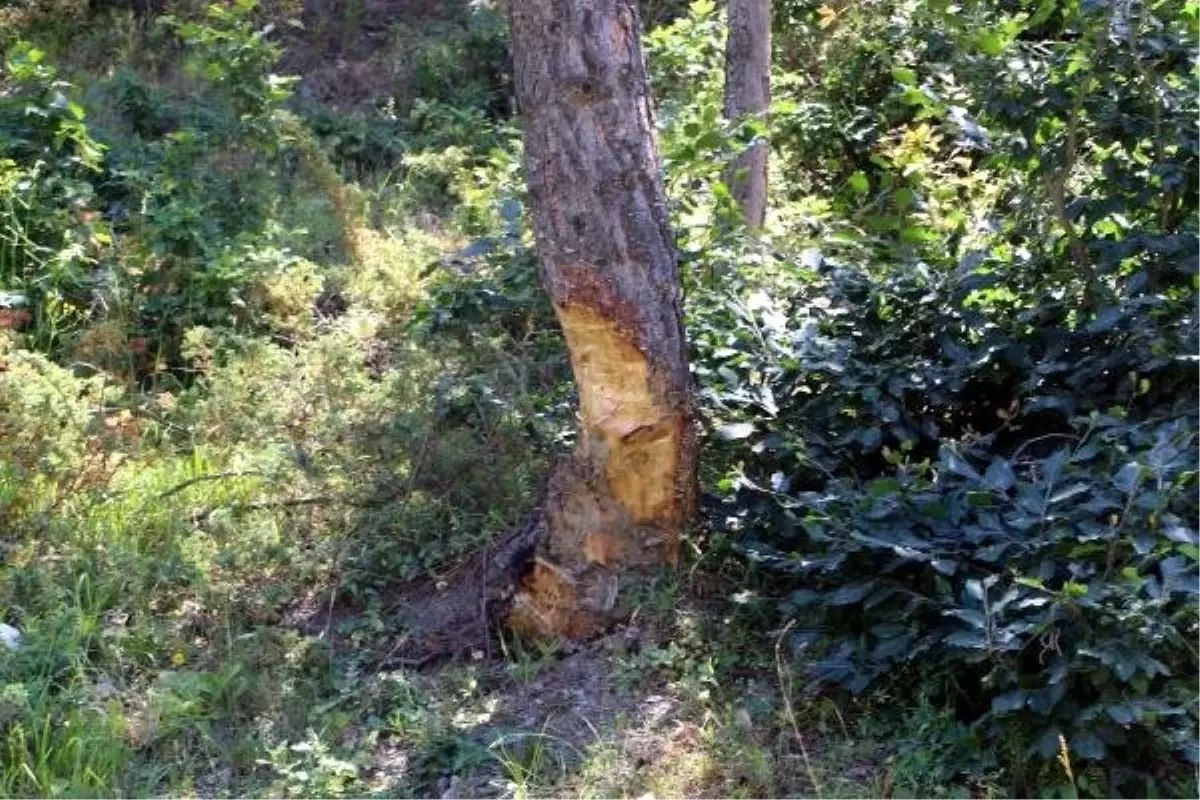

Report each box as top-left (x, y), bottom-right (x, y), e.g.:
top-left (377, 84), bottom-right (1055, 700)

top-left (0, 201), bottom-right (553, 795)
top-left (0, 331), bottom-right (1038, 799)
top-left (0, 454), bottom-right (1001, 799)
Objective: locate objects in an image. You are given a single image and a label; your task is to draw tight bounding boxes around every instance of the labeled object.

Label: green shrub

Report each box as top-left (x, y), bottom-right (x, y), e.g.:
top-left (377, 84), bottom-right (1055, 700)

top-left (0, 339), bottom-right (121, 517)
top-left (686, 0), bottom-right (1198, 792)
top-left (694, 242), bottom-right (1197, 796)
top-left (0, 42), bottom-right (111, 349)
top-left (302, 104), bottom-right (407, 175)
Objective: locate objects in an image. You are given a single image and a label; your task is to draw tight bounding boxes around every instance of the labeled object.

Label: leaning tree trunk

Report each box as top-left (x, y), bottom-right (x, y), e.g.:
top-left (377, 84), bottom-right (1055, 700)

top-left (724, 0), bottom-right (771, 228)
top-left (507, 0), bottom-right (698, 639)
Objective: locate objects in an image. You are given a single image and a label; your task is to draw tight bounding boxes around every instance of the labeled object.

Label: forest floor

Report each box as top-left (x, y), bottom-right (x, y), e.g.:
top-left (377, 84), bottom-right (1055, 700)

top-left (252, 481), bottom-right (896, 799)
top-left (260, 558), bottom-right (910, 800)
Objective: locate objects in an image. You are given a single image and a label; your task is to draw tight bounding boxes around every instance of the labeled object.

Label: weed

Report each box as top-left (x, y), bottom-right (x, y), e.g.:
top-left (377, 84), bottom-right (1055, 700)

top-left (488, 731), bottom-right (571, 799)
top-left (499, 634), bottom-right (561, 685)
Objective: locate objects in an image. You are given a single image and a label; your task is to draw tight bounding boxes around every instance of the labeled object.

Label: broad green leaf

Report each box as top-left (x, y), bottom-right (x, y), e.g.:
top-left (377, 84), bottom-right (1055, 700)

top-left (716, 422), bottom-right (755, 440)
top-left (943, 630), bottom-right (988, 648)
top-left (984, 459), bottom-right (1016, 491)
top-left (1114, 462), bottom-right (1142, 494)
top-left (827, 581), bottom-right (874, 606)
top-left (992, 689), bottom-right (1026, 714)
top-left (1069, 732), bottom-right (1106, 760)
top-left (1048, 484), bottom-right (1089, 504)
top-left (1162, 520), bottom-right (1199, 545)
top-left (945, 608), bottom-right (987, 629)
top-left (942, 448), bottom-right (981, 481)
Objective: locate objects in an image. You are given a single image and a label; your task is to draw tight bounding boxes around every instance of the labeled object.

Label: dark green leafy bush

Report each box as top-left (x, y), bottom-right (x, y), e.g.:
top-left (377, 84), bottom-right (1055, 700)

top-left (678, 0), bottom-right (1198, 793)
top-left (692, 234), bottom-right (1197, 791)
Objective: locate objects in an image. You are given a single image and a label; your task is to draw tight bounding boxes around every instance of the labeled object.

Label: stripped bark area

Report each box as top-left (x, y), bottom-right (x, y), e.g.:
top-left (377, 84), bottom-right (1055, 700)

top-left (507, 0), bottom-right (698, 639)
top-left (724, 0), bottom-right (771, 228)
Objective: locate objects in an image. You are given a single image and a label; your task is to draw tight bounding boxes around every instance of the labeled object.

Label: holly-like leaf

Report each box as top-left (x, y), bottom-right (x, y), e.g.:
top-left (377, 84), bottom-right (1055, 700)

top-left (992, 689), bottom-right (1026, 714)
top-left (984, 459), bottom-right (1016, 491)
top-left (716, 422), bottom-right (756, 441)
top-left (1070, 732), bottom-right (1106, 760)
top-left (1114, 462), bottom-right (1142, 494)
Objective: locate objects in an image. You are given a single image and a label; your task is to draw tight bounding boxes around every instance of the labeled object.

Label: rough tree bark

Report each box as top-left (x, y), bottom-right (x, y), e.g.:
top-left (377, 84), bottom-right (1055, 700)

top-left (724, 0), bottom-right (771, 228)
top-left (507, 0), bottom-right (698, 639)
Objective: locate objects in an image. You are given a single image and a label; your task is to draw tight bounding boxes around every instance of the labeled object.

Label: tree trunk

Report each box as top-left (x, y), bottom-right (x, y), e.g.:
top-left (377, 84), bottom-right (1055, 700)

top-left (507, 0), bottom-right (698, 639)
top-left (724, 0), bottom-right (771, 228)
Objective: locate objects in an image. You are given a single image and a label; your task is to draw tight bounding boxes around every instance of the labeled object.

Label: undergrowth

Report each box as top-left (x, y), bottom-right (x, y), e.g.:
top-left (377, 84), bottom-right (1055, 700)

top-left (0, 0), bottom-right (1196, 798)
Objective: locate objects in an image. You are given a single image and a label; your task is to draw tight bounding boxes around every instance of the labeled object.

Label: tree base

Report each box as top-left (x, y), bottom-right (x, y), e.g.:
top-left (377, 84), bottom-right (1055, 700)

top-left (506, 455), bottom-right (679, 640)
top-left (379, 447), bottom-right (690, 662)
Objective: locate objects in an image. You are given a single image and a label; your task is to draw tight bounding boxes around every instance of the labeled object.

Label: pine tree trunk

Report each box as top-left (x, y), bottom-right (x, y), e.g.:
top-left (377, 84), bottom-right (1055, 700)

top-left (724, 0), bottom-right (771, 228)
top-left (507, 0), bottom-right (698, 639)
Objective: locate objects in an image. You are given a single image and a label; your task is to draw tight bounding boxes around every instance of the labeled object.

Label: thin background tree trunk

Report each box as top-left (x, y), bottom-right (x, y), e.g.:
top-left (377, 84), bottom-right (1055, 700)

top-left (724, 0), bottom-right (771, 228)
top-left (507, 0), bottom-right (698, 638)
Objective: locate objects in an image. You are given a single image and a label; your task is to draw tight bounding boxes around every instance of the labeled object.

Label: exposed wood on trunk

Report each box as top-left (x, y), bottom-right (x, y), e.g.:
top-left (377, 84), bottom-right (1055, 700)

top-left (507, 0), bottom-right (699, 639)
top-left (724, 0), bottom-right (771, 228)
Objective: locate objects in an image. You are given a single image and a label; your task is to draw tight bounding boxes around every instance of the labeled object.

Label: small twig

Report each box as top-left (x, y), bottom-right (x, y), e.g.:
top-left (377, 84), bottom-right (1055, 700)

top-left (1103, 476), bottom-right (1142, 581)
top-left (1008, 432), bottom-right (1080, 465)
top-left (159, 470), bottom-right (263, 499)
top-left (318, 503), bottom-right (356, 669)
top-left (323, 574), bottom-right (339, 665)
top-left (827, 699), bottom-right (851, 744)
top-left (240, 495), bottom-right (336, 509)
top-left (1058, 733), bottom-right (1076, 788)
top-left (375, 634), bottom-right (452, 672)
top-left (480, 537), bottom-right (493, 661)
top-left (200, 495), bottom-right (338, 518)
top-left (982, 582), bottom-right (997, 658)
top-left (405, 432), bottom-right (433, 496)
top-left (390, 653), bottom-right (440, 670)
top-left (1123, 0), bottom-right (1169, 230)
top-left (193, 483), bottom-right (413, 521)
top-left (776, 619), bottom-right (823, 798)
top-left (132, 405), bottom-right (194, 437)
top-left (1045, 69), bottom-right (1091, 271)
